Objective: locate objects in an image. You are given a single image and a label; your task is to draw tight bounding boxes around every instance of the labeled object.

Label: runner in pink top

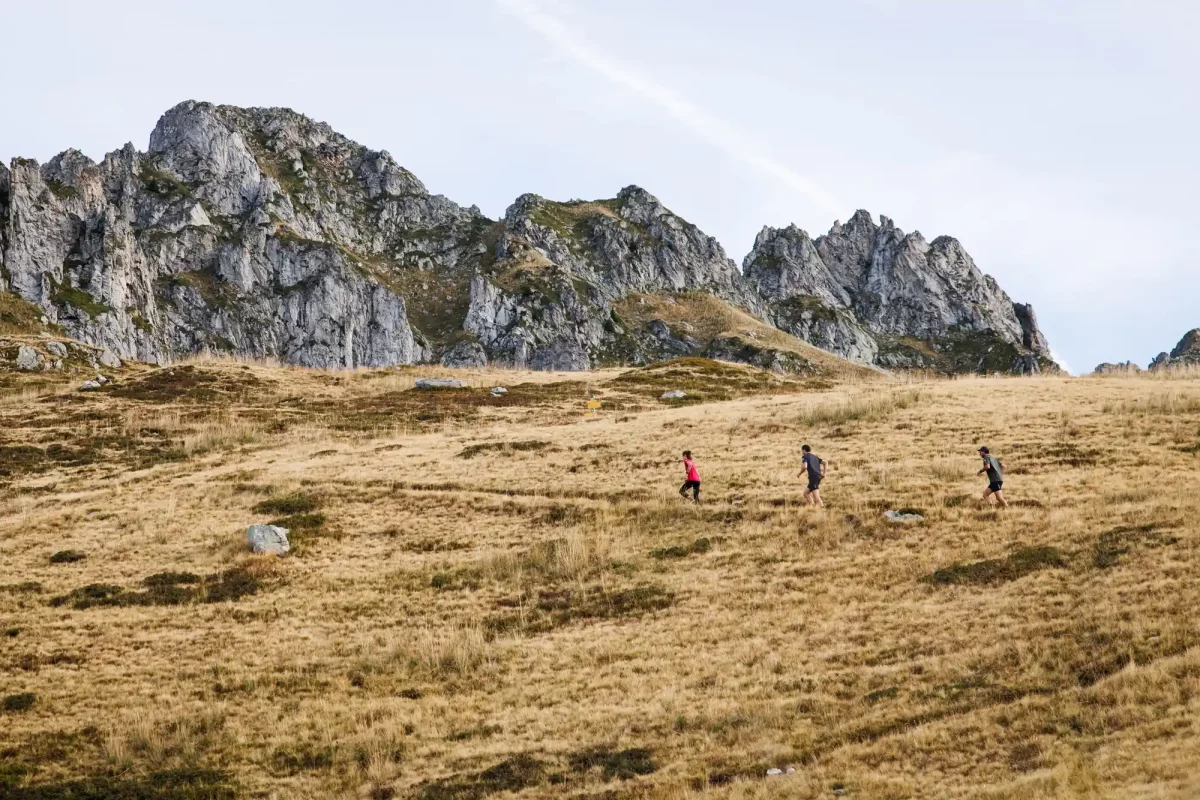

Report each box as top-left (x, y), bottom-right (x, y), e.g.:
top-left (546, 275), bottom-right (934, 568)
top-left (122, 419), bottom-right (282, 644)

top-left (679, 450), bottom-right (701, 502)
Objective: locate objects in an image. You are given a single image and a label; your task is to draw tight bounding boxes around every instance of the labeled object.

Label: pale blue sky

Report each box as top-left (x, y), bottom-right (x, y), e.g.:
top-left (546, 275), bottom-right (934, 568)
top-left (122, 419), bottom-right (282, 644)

top-left (4, 0), bottom-right (1197, 372)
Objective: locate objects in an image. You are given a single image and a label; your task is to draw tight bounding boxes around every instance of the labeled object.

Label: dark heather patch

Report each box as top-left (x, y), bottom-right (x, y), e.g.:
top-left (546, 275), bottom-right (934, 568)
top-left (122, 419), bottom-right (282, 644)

top-left (489, 584), bottom-right (675, 635)
top-left (49, 550), bottom-right (86, 564)
top-left (864, 686), bottom-right (899, 704)
top-left (2, 693), bottom-right (36, 712)
top-left (924, 546), bottom-right (1067, 586)
top-left (49, 566), bottom-right (260, 609)
top-left (457, 440), bottom-right (551, 459)
top-left (0, 767), bottom-right (236, 798)
top-left (143, 571), bottom-right (202, 587)
top-left (414, 754), bottom-right (547, 800)
top-left (253, 492), bottom-right (319, 515)
top-left (568, 746), bottom-right (657, 781)
top-left (1094, 524), bottom-right (1178, 569)
top-left (651, 537), bottom-right (713, 559)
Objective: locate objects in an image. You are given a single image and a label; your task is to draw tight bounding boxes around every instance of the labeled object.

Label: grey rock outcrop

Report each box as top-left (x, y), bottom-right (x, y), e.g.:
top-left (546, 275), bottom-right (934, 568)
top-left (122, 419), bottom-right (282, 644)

top-left (46, 341), bottom-right (68, 358)
top-left (15, 344), bottom-right (40, 370)
top-left (415, 378), bottom-right (468, 389)
top-left (98, 348), bottom-right (122, 369)
top-left (1, 101), bottom-right (1055, 376)
top-left (246, 524), bottom-right (290, 555)
top-left (463, 187), bottom-right (764, 370)
top-left (440, 339), bottom-right (487, 369)
top-left (1, 101), bottom-right (481, 368)
top-left (745, 213), bottom-right (1056, 373)
top-left (1149, 329), bottom-right (1200, 371)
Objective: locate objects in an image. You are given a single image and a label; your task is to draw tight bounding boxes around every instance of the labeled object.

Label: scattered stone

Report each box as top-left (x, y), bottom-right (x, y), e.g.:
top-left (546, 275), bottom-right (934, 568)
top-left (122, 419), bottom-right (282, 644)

top-left (246, 524), bottom-right (290, 555)
top-left (766, 768), bottom-right (783, 776)
top-left (98, 349), bottom-right (122, 369)
top-left (415, 378), bottom-right (469, 390)
top-left (46, 341), bottom-right (68, 358)
top-left (96, 375), bottom-right (109, 384)
top-left (79, 380), bottom-right (102, 391)
top-left (884, 510), bottom-right (924, 523)
top-left (15, 345), bottom-right (40, 371)
top-left (491, 386), bottom-right (508, 396)
top-left (661, 390), bottom-right (687, 399)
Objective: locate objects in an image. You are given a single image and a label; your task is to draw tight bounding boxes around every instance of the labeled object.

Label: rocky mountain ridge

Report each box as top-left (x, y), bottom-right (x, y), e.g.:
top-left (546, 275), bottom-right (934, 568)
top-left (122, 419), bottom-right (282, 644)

top-left (1090, 329), bottom-right (1200, 374)
top-left (0, 100), bottom-right (1056, 374)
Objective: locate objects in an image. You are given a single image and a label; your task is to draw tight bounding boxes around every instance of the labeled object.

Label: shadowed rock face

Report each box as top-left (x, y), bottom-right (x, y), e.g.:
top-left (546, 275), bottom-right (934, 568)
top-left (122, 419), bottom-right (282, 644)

top-left (1, 101), bottom-right (1055, 374)
top-left (744, 214), bottom-right (1058, 374)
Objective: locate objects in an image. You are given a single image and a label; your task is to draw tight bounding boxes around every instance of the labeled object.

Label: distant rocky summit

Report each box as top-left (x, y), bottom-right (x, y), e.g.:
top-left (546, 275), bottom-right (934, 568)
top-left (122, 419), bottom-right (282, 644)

top-left (1149, 329), bottom-right (1200, 371)
top-left (1092, 361), bottom-right (1142, 375)
top-left (0, 100), bottom-right (1055, 374)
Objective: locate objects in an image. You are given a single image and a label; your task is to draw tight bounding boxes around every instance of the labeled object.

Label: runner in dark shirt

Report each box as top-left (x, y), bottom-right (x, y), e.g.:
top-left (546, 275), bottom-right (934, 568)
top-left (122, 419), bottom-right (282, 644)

top-left (976, 446), bottom-right (1009, 507)
top-left (801, 444), bottom-right (825, 507)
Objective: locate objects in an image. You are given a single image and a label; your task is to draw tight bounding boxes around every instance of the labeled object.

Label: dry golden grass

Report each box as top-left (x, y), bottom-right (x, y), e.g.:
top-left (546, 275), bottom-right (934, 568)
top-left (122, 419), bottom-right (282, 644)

top-left (2, 360), bottom-right (1199, 798)
top-left (615, 293), bottom-right (881, 381)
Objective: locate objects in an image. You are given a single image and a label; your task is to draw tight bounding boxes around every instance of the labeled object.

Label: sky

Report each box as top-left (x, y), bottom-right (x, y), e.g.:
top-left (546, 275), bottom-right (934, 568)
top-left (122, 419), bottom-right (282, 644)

top-left (3, 0), bottom-right (1198, 373)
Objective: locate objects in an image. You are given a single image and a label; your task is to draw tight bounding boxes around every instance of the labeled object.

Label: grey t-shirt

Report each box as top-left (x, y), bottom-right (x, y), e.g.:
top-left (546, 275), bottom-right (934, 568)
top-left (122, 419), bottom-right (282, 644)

top-left (803, 452), bottom-right (822, 479)
top-left (983, 455), bottom-right (1003, 482)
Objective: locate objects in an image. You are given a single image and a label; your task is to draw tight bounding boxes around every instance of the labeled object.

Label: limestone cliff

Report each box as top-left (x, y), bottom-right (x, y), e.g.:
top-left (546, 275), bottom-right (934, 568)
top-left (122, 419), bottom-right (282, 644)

top-left (1, 101), bottom-right (1055, 375)
top-left (744, 212), bottom-right (1057, 373)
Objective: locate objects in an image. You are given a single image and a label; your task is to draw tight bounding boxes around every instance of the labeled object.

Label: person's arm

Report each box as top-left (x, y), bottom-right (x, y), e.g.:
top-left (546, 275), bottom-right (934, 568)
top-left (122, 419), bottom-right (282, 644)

top-left (819, 459), bottom-right (826, 477)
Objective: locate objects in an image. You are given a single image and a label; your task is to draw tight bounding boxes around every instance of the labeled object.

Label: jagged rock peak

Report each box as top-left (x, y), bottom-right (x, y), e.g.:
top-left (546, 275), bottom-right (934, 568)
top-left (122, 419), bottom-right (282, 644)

top-left (746, 210), bottom-right (1056, 374)
top-left (1150, 328), bottom-right (1200, 370)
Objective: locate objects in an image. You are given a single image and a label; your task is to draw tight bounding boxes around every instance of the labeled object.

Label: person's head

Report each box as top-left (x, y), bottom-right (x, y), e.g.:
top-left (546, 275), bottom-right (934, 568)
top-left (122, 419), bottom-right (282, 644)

top-left (978, 446), bottom-right (990, 456)
top-left (683, 450), bottom-right (692, 459)
top-left (801, 444), bottom-right (811, 453)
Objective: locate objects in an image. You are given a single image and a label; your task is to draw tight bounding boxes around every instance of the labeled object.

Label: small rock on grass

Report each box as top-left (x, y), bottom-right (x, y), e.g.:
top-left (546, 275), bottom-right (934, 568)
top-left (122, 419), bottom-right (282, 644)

top-left (247, 524), bottom-right (290, 555)
top-left (79, 380), bottom-right (102, 391)
top-left (661, 390), bottom-right (687, 399)
top-left (884, 510), bottom-right (924, 523)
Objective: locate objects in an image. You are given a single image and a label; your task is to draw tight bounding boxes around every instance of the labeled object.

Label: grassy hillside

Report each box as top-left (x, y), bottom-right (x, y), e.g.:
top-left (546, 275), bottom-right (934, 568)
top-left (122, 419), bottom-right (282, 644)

top-left (1, 359), bottom-right (1199, 798)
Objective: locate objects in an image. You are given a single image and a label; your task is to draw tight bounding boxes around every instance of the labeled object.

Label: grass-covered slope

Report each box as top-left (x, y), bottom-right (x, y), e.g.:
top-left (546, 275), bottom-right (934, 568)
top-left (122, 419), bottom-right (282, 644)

top-left (2, 361), bottom-right (1199, 798)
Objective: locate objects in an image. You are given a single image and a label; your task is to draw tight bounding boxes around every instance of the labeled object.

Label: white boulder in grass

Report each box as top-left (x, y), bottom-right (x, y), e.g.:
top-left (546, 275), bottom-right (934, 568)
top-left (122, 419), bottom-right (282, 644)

top-left (15, 345), bottom-right (40, 371)
top-left (661, 390), bottom-right (687, 399)
top-left (247, 524), bottom-right (290, 555)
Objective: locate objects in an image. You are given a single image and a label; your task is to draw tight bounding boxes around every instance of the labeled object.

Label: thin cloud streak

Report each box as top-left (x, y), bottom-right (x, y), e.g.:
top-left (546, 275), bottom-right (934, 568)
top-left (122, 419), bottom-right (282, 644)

top-left (496, 0), bottom-right (842, 216)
